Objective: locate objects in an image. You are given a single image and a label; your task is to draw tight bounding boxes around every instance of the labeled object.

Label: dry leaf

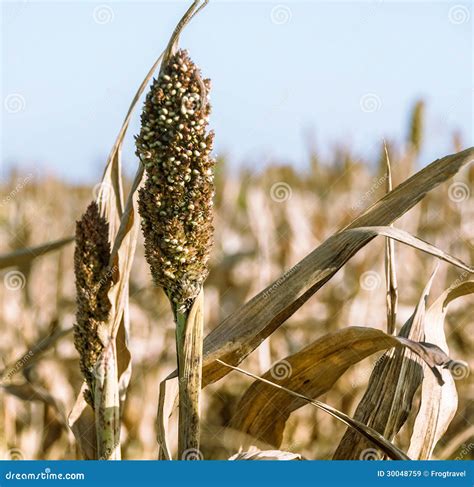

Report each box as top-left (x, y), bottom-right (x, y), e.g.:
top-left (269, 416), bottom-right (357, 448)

top-left (218, 359), bottom-right (410, 460)
top-left (333, 270), bottom-right (438, 459)
top-left (69, 52), bottom-right (163, 458)
top-left (201, 149), bottom-right (474, 386)
top-left (0, 237), bottom-right (73, 270)
top-left (230, 326), bottom-right (454, 448)
top-left (408, 281), bottom-right (474, 459)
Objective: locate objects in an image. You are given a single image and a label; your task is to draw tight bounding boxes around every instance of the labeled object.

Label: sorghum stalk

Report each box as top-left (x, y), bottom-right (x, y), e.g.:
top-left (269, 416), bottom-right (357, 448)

top-left (136, 49), bottom-right (215, 458)
top-left (74, 201), bottom-right (120, 459)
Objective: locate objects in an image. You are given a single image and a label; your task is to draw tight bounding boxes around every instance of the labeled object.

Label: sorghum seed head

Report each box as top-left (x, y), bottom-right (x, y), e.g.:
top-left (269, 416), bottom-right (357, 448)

top-left (136, 49), bottom-right (215, 311)
top-left (73, 201), bottom-right (112, 406)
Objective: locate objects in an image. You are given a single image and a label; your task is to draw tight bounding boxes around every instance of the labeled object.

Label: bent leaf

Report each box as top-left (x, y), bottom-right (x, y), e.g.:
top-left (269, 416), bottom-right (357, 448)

top-left (68, 384), bottom-right (97, 460)
top-left (0, 326), bottom-right (72, 383)
top-left (346, 227), bottom-right (473, 273)
top-left (70, 49), bottom-right (163, 457)
top-left (408, 280), bottom-right (474, 459)
top-left (230, 326), bottom-right (454, 447)
top-left (218, 359), bottom-right (410, 460)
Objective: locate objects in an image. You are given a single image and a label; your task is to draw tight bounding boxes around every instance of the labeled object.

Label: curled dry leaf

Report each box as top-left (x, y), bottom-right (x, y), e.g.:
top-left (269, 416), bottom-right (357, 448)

top-left (218, 359), bottom-right (410, 460)
top-left (68, 52), bottom-right (163, 458)
top-left (346, 227), bottom-right (473, 274)
top-left (230, 326), bottom-right (455, 448)
top-left (69, 384), bottom-right (97, 460)
top-left (408, 281), bottom-right (474, 459)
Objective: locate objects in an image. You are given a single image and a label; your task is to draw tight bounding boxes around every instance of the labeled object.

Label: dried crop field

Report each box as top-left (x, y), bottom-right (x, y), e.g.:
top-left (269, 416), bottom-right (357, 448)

top-left (0, 1), bottom-right (472, 462)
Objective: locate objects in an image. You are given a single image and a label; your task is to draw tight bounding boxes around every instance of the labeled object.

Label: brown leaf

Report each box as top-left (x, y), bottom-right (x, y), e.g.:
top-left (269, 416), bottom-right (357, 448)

top-left (0, 327), bottom-right (72, 383)
top-left (156, 374), bottom-right (179, 460)
top-left (218, 359), bottom-right (410, 460)
top-left (201, 148), bottom-right (474, 386)
top-left (68, 384), bottom-right (97, 460)
top-left (2, 382), bottom-right (69, 432)
top-left (69, 51), bottom-right (162, 458)
top-left (346, 226), bottom-right (472, 273)
top-left (0, 237), bottom-right (73, 270)
top-left (230, 326), bottom-right (453, 448)
top-left (333, 270), bottom-right (438, 459)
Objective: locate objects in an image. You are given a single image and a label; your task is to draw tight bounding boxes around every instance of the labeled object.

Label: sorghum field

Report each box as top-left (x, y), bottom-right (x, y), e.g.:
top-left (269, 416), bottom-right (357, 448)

top-left (0, 1), bottom-right (472, 462)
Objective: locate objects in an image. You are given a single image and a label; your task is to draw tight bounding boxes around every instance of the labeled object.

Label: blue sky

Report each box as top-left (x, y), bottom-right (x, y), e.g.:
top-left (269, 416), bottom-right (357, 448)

top-left (1, 0), bottom-right (472, 182)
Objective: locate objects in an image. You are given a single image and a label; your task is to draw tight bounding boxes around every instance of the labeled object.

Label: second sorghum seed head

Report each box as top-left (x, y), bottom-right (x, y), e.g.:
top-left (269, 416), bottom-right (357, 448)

top-left (73, 201), bottom-right (112, 406)
top-left (136, 49), bottom-right (215, 311)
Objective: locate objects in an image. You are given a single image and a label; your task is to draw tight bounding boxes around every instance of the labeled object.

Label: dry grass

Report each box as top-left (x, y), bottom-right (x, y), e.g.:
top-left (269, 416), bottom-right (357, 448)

top-left (0, 0), bottom-right (473, 461)
top-left (0, 135), bottom-right (472, 459)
